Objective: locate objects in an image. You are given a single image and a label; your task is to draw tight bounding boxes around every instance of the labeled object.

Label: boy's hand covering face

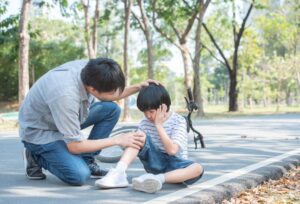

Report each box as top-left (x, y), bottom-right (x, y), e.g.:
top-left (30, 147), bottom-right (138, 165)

top-left (154, 104), bottom-right (168, 125)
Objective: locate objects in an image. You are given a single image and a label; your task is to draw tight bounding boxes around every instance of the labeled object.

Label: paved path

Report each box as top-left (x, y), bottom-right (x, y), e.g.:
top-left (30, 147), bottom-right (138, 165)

top-left (0, 114), bottom-right (299, 204)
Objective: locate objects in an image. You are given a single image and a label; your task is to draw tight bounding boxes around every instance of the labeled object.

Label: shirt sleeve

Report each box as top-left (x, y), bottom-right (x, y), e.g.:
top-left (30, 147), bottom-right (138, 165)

top-left (171, 116), bottom-right (188, 152)
top-left (48, 94), bottom-right (86, 143)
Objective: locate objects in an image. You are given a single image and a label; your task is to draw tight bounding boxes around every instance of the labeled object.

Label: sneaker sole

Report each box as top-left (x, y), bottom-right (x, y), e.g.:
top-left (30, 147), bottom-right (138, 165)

top-left (25, 174), bottom-right (46, 180)
top-left (132, 178), bottom-right (161, 193)
top-left (95, 182), bottom-right (128, 189)
top-left (90, 175), bottom-right (104, 179)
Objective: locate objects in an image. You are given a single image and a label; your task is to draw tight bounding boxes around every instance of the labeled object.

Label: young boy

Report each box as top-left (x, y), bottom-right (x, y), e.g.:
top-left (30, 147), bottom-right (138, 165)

top-left (95, 83), bottom-right (204, 193)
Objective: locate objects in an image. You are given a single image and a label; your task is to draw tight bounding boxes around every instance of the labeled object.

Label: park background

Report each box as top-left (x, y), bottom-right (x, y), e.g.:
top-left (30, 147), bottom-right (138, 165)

top-left (0, 0), bottom-right (299, 125)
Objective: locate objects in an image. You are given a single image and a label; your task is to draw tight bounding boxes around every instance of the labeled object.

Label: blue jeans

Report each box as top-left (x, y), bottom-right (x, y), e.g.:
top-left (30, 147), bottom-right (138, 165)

top-left (23, 101), bottom-right (121, 186)
top-left (138, 136), bottom-right (203, 185)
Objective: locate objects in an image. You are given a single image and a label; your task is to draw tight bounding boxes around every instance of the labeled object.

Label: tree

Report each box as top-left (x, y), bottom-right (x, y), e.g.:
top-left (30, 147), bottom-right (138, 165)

top-left (0, 0), bottom-right (19, 101)
top-left (81, 0), bottom-right (99, 59)
top-left (131, 0), bottom-right (154, 79)
top-left (192, 0), bottom-right (211, 116)
top-left (151, 0), bottom-right (202, 89)
top-left (19, 0), bottom-right (32, 104)
top-left (122, 0), bottom-right (133, 121)
top-left (202, 0), bottom-right (254, 111)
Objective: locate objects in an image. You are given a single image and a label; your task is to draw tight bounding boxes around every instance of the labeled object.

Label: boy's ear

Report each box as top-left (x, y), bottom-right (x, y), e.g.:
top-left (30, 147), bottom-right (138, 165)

top-left (85, 86), bottom-right (96, 93)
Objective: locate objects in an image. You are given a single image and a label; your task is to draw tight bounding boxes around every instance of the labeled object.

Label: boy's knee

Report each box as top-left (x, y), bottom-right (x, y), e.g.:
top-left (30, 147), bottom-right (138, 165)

top-left (195, 163), bottom-right (204, 176)
top-left (64, 168), bottom-right (90, 186)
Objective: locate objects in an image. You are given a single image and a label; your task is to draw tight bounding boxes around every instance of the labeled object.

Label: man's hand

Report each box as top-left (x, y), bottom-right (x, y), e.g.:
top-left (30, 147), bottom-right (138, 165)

top-left (139, 79), bottom-right (160, 90)
top-left (113, 131), bottom-right (145, 149)
top-left (154, 104), bottom-right (168, 126)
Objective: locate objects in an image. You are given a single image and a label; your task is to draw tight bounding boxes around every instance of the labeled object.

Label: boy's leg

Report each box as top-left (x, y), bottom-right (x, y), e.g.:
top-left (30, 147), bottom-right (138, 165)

top-left (80, 101), bottom-right (121, 177)
top-left (24, 140), bottom-right (91, 186)
top-left (95, 133), bottom-right (146, 188)
top-left (164, 163), bottom-right (204, 184)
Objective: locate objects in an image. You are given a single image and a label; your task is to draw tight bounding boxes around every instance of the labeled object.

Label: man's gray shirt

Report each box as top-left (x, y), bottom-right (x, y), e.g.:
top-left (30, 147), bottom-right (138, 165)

top-left (19, 60), bottom-right (95, 145)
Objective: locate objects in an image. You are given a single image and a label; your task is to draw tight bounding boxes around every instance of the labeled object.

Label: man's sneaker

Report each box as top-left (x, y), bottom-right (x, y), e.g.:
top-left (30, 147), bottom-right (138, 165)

top-left (132, 173), bottom-right (162, 193)
top-left (23, 148), bottom-right (46, 180)
top-left (95, 168), bottom-right (129, 189)
top-left (88, 161), bottom-right (108, 178)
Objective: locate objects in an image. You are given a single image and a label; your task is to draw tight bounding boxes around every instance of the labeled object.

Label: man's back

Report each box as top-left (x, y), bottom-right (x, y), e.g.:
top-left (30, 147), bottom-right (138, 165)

top-left (19, 60), bottom-right (92, 144)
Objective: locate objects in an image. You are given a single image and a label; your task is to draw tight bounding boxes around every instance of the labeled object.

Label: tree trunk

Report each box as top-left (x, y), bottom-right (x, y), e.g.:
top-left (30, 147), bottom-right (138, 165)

top-left (229, 72), bottom-right (238, 111)
top-left (137, 0), bottom-right (154, 79)
top-left (122, 0), bottom-right (132, 121)
top-left (18, 0), bottom-right (31, 105)
top-left (91, 0), bottom-right (99, 58)
top-left (81, 0), bottom-right (98, 59)
top-left (180, 42), bottom-right (191, 89)
top-left (193, 4), bottom-right (209, 117)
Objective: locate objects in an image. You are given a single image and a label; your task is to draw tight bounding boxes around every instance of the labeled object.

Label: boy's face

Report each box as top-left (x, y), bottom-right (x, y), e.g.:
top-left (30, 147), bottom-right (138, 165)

top-left (143, 109), bottom-right (157, 123)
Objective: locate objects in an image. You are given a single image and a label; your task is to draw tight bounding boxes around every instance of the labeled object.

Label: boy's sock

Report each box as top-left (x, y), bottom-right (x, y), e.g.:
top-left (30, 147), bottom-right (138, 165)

top-left (155, 173), bottom-right (165, 184)
top-left (115, 161), bottom-right (128, 173)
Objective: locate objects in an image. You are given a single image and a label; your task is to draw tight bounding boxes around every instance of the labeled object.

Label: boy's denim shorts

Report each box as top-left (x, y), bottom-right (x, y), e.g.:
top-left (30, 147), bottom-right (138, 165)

top-left (138, 136), bottom-right (204, 185)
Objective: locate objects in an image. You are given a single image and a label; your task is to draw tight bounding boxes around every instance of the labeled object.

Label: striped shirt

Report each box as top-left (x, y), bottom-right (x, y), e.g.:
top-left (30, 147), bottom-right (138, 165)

top-left (138, 112), bottom-right (188, 159)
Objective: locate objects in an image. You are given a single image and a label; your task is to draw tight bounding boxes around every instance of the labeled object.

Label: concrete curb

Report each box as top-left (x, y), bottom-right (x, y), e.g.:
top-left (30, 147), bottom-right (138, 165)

top-left (171, 155), bottom-right (300, 204)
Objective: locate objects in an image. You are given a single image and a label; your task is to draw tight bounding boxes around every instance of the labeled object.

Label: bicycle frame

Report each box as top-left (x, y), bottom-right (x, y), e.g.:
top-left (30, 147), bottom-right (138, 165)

top-left (185, 88), bottom-right (205, 149)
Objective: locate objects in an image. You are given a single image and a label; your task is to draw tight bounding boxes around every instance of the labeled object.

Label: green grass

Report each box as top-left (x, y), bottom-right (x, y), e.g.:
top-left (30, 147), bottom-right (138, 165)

top-left (0, 119), bottom-right (18, 131)
top-left (1, 104), bottom-right (300, 132)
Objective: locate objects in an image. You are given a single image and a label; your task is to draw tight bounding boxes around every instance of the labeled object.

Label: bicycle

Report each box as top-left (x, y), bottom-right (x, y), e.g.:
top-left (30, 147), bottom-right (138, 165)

top-left (96, 88), bottom-right (205, 163)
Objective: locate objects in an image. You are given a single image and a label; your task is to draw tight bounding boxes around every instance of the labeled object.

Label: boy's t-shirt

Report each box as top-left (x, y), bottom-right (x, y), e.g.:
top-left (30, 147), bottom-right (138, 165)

top-left (138, 112), bottom-right (188, 159)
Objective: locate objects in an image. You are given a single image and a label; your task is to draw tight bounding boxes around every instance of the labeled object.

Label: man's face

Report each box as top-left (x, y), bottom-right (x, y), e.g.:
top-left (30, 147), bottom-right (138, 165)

top-left (87, 86), bottom-right (121, 101)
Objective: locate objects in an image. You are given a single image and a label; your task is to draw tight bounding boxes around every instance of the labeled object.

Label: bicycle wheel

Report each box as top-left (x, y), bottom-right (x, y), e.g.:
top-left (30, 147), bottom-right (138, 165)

top-left (96, 126), bottom-right (138, 163)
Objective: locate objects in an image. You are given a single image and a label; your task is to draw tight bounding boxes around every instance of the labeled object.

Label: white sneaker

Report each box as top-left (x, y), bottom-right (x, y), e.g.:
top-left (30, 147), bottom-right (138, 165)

top-left (95, 168), bottom-right (128, 189)
top-left (132, 173), bottom-right (162, 193)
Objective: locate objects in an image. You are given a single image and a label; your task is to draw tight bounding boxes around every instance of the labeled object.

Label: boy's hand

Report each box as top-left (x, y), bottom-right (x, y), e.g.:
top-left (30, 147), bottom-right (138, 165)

top-left (114, 131), bottom-right (145, 149)
top-left (154, 104), bottom-right (168, 126)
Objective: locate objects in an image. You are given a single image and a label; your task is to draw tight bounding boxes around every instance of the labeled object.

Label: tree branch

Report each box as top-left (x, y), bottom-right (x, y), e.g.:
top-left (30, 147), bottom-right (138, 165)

top-left (202, 43), bottom-right (226, 66)
top-left (131, 9), bottom-right (146, 33)
top-left (202, 22), bottom-right (232, 73)
top-left (151, 0), bottom-right (181, 49)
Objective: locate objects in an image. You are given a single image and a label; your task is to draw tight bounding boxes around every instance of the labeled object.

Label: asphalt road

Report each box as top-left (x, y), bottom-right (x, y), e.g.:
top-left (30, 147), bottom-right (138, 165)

top-left (0, 114), bottom-right (299, 204)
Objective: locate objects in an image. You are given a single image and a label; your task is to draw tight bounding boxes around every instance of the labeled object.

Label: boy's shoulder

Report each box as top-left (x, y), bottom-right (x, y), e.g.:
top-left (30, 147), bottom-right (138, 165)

top-left (169, 112), bottom-right (186, 122)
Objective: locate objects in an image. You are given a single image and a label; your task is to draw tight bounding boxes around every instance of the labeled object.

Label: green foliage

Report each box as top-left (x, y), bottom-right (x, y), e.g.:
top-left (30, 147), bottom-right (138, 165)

top-left (29, 17), bottom-right (85, 81)
top-left (0, 0), bottom-right (19, 101)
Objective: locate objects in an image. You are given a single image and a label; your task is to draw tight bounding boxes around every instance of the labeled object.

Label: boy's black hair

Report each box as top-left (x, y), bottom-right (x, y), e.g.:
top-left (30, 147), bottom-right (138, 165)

top-left (137, 83), bottom-right (171, 112)
top-left (81, 58), bottom-right (125, 93)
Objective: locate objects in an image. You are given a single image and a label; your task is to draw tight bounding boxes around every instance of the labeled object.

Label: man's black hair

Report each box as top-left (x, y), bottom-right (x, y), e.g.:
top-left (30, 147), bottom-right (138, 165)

top-left (137, 83), bottom-right (171, 112)
top-left (81, 58), bottom-right (125, 93)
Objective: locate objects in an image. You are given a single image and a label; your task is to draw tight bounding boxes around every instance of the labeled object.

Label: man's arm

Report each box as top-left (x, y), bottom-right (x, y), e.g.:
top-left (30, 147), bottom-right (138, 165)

top-left (67, 131), bottom-right (145, 154)
top-left (115, 79), bottom-right (159, 100)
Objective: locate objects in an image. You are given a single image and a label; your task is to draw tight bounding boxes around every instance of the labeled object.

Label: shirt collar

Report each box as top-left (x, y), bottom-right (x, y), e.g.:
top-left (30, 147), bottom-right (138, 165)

top-left (77, 72), bottom-right (90, 101)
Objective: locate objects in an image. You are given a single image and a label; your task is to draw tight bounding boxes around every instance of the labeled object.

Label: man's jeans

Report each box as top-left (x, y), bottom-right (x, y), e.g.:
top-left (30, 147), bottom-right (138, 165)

top-left (23, 101), bottom-right (121, 186)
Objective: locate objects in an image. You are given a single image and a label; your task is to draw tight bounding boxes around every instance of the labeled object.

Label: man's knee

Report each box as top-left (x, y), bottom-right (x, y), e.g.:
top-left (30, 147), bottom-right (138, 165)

top-left (64, 167), bottom-right (91, 186)
top-left (98, 101), bottom-right (121, 119)
top-left (109, 102), bottom-right (121, 119)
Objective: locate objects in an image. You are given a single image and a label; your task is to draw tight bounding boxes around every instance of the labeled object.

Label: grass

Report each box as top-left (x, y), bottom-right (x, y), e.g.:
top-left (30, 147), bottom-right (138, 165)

top-left (1, 104), bottom-right (300, 132)
top-left (0, 119), bottom-right (18, 131)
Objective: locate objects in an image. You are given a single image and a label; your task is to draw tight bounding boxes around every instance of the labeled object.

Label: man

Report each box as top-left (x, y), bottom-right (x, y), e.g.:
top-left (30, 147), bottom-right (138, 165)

top-left (19, 57), bottom-right (150, 186)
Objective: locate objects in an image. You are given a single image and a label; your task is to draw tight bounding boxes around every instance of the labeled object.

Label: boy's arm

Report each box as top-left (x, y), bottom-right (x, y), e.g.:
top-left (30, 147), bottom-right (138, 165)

top-left (155, 124), bottom-right (180, 155)
top-left (155, 104), bottom-right (179, 155)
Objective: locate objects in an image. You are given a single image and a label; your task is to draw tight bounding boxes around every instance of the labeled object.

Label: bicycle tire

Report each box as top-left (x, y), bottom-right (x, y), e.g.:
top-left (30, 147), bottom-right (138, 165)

top-left (96, 125), bottom-right (138, 163)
